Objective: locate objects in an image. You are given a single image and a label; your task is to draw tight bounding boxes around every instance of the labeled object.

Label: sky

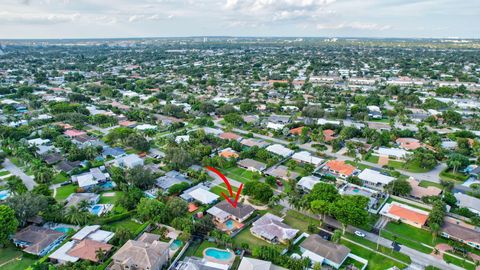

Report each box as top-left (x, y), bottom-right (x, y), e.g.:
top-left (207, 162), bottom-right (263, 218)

top-left (0, 0), bottom-right (478, 39)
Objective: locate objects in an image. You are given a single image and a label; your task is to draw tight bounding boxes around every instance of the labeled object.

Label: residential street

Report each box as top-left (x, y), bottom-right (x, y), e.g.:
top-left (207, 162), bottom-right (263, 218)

top-left (2, 158), bottom-right (37, 190)
top-left (214, 121), bottom-right (446, 183)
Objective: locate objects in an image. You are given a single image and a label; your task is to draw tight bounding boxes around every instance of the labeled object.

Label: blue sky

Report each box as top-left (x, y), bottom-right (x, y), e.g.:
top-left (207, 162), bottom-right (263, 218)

top-left (0, 0), bottom-right (478, 39)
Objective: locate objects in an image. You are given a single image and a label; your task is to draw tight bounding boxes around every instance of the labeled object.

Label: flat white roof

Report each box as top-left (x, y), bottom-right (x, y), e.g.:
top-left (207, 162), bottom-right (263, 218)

top-left (266, 144), bottom-right (294, 158)
top-left (72, 225), bottom-right (101, 241)
top-left (376, 147), bottom-right (408, 158)
top-left (358, 168), bottom-right (395, 185)
top-left (48, 241), bottom-right (79, 262)
top-left (292, 151), bottom-right (324, 166)
top-left (298, 176), bottom-right (321, 191)
top-left (188, 188), bottom-right (219, 205)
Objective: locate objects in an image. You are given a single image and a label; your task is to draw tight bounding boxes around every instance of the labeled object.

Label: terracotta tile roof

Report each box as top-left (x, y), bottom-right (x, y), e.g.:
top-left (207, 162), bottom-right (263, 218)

top-left (408, 177), bottom-right (442, 198)
top-left (396, 138), bottom-right (422, 150)
top-left (67, 239), bottom-right (113, 262)
top-left (188, 203), bottom-right (199, 213)
top-left (388, 204), bottom-right (428, 226)
top-left (323, 129), bottom-right (336, 142)
top-left (64, 129), bottom-right (87, 137)
top-left (325, 160), bottom-right (355, 176)
top-left (289, 126), bottom-right (304, 135)
top-left (119, 120), bottom-right (137, 127)
top-left (219, 132), bottom-right (241, 140)
top-left (219, 150), bottom-right (239, 159)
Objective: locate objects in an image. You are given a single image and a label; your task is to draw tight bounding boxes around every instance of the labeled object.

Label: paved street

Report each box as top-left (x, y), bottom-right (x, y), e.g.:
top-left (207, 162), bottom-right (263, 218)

top-left (2, 158), bottom-right (37, 190)
top-left (214, 121), bottom-right (446, 183)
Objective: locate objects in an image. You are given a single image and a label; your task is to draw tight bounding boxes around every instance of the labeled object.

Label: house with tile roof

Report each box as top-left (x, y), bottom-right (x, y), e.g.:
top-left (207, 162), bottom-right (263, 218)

top-left (300, 234), bottom-right (351, 269)
top-left (109, 232), bottom-right (170, 270)
top-left (13, 225), bottom-right (66, 256)
top-left (441, 221), bottom-right (480, 249)
top-left (250, 213), bottom-right (299, 244)
top-left (323, 160), bottom-right (356, 179)
top-left (380, 202), bottom-right (429, 228)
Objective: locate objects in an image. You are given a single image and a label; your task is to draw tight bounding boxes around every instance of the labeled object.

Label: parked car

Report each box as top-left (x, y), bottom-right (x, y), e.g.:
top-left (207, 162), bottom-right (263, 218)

top-left (276, 180), bottom-right (283, 186)
top-left (355, 231), bottom-right (366, 237)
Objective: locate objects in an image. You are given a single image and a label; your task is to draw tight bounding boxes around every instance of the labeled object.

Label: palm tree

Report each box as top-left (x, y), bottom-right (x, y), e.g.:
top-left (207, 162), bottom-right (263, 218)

top-left (95, 248), bottom-right (107, 263)
top-left (64, 206), bottom-right (90, 226)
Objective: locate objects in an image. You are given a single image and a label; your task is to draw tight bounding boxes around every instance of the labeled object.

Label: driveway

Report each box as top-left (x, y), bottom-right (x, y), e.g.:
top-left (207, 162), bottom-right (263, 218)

top-left (2, 158), bottom-right (37, 190)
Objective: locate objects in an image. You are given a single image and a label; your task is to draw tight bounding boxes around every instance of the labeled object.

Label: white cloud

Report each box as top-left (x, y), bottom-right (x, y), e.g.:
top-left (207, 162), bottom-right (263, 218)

top-left (0, 11), bottom-right (79, 24)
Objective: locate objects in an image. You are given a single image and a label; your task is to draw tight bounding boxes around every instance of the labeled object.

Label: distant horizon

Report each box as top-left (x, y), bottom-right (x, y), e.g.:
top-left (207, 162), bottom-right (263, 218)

top-left (1, 0), bottom-right (478, 40)
top-left (0, 35), bottom-right (479, 41)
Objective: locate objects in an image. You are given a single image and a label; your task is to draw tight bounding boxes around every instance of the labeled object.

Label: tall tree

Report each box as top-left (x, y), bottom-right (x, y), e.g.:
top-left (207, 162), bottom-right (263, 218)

top-left (0, 205), bottom-right (18, 247)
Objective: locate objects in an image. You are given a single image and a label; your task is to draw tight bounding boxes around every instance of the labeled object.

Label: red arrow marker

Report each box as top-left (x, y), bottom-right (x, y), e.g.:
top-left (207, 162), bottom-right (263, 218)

top-left (206, 166), bottom-right (243, 208)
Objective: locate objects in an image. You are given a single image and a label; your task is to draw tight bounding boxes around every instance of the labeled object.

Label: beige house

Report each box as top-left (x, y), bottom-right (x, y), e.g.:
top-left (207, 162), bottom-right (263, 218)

top-left (108, 233), bottom-right (169, 270)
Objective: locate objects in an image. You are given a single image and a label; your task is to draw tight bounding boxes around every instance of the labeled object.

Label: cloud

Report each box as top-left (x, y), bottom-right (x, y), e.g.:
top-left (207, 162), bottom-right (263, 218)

top-left (0, 11), bottom-right (79, 24)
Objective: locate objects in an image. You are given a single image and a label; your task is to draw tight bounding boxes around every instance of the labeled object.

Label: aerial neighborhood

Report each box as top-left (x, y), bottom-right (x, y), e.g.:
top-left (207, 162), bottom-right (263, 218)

top-left (0, 37), bottom-right (480, 270)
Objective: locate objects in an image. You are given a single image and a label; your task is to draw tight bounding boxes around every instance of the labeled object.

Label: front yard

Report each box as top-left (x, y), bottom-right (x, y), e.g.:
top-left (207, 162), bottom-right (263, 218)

top-left (283, 210), bottom-right (319, 233)
top-left (221, 167), bottom-right (259, 183)
top-left (340, 239), bottom-right (407, 270)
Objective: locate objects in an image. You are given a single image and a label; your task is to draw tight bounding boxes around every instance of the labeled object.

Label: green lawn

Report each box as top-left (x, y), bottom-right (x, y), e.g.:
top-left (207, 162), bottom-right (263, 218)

top-left (54, 184), bottom-right (77, 201)
top-left (340, 239), bottom-right (407, 270)
top-left (356, 214), bottom-right (380, 232)
top-left (0, 170), bottom-right (11, 177)
top-left (222, 167), bottom-right (258, 183)
top-left (340, 257), bottom-right (365, 270)
top-left (0, 244), bottom-right (36, 270)
top-left (108, 219), bottom-right (143, 233)
top-left (343, 232), bottom-right (411, 264)
top-left (184, 240), bottom-right (218, 258)
top-left (51, 172), bottom-right (69, 184)
top-left (283, 210), bottom-right (319, 233)
top-left (439, 169), bottom-right (469, 182)
top-left (345, 160), bottom-right (372, 170)
top-left (209, 184), bottom-right (239, 199)
top-left (380, 222), bottom-right (435, 253)
top-left (418, 180), bottom-right (443, 189)
top-left (443, 253), bottom-right (475, 270)
top-left (99, 191), bottom-right (124, 204)
top-left (385, 197), bottom-right (431, 212)
top-left (365, 155), bottom-right (380, 164)
top-left (388, 160), bottom-right (431, 173)
top-left (233, 226), bottom-right (274, 250)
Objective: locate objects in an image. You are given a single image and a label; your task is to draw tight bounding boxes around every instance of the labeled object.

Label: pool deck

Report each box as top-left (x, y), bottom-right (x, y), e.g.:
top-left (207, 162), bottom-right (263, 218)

top-left (203, 247), bottom-right (235, 265)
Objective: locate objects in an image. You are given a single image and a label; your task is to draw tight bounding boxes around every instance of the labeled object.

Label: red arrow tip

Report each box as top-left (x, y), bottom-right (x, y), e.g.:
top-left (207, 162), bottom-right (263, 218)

top-left (207, 166), bottom-right (242, 208)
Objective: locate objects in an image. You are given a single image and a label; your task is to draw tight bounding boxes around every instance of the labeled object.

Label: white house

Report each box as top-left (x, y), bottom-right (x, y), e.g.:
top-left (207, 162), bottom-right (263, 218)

top-left (265, 144), bottom-right (294, 158)
top-left (292, 151), bottom-right (324, 166)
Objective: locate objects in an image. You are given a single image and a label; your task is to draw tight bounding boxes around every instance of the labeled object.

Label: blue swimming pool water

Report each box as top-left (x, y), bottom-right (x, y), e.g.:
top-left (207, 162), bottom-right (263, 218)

top-left (170, 239), bottom-right (182, 250)
top-left (0, 190), bottom-right (10, 200)
top-left (205, 248), bottom-right (233, 261)
top-left (54, 227), bottom-right (70, 233)
top-left (144, 192), bottom-right (156, 199)
top-left (90, 205), bottom-right (103, 215)
top-left (225, 219), bottom-right (235, 230)
top-left (100, 181), bottom-right (114, 189)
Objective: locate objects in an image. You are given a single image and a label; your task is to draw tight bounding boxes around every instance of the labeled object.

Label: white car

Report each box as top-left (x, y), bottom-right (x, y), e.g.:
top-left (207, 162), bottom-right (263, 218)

top-left (355, 231), bottom-right (366, 237)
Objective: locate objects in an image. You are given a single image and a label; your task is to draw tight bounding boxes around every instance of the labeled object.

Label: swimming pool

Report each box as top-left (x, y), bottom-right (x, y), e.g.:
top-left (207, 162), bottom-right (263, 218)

top-left (0, 190), bottom-right (11, 200)
top-left (225, 219), bottom-right (235, 230)
top-left (169, 239), bottom-right (183, 250)
top-left (204, 248), bottom-right (233, 261)
top-left (90, 205), bottom-right (103, 216)
top-left (54, 227), bottom-right (71, 233)
top-left (100, 181), bottom-right (115, 189)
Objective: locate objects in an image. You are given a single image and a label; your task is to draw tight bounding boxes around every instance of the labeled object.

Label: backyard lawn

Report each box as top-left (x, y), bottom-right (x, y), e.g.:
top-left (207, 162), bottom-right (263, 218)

top-left (418, 180), bottom-right (443, 189)
top-left (183, 240), bottom-right (218, 258)
top-left (0, 244), bottom-right (36, 270)
top-left (340, 239), bottom-right (407, 270)
top-left (54, 184), bottom-right (77, 201)
top-left (51, 172), bottom-right (69, 184)
top-left (365, 155), bottom-right (379, 164)
top-left (0, 170), bottom-right (11, 177)
top-left (99, 191), bottom-right (124, 204)
top-left (233, 226), bottom-right (273, 250)
top-left (221, 167), bottom-right (259, 183)
top-left (108, 218), bottom-right (143, 233)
